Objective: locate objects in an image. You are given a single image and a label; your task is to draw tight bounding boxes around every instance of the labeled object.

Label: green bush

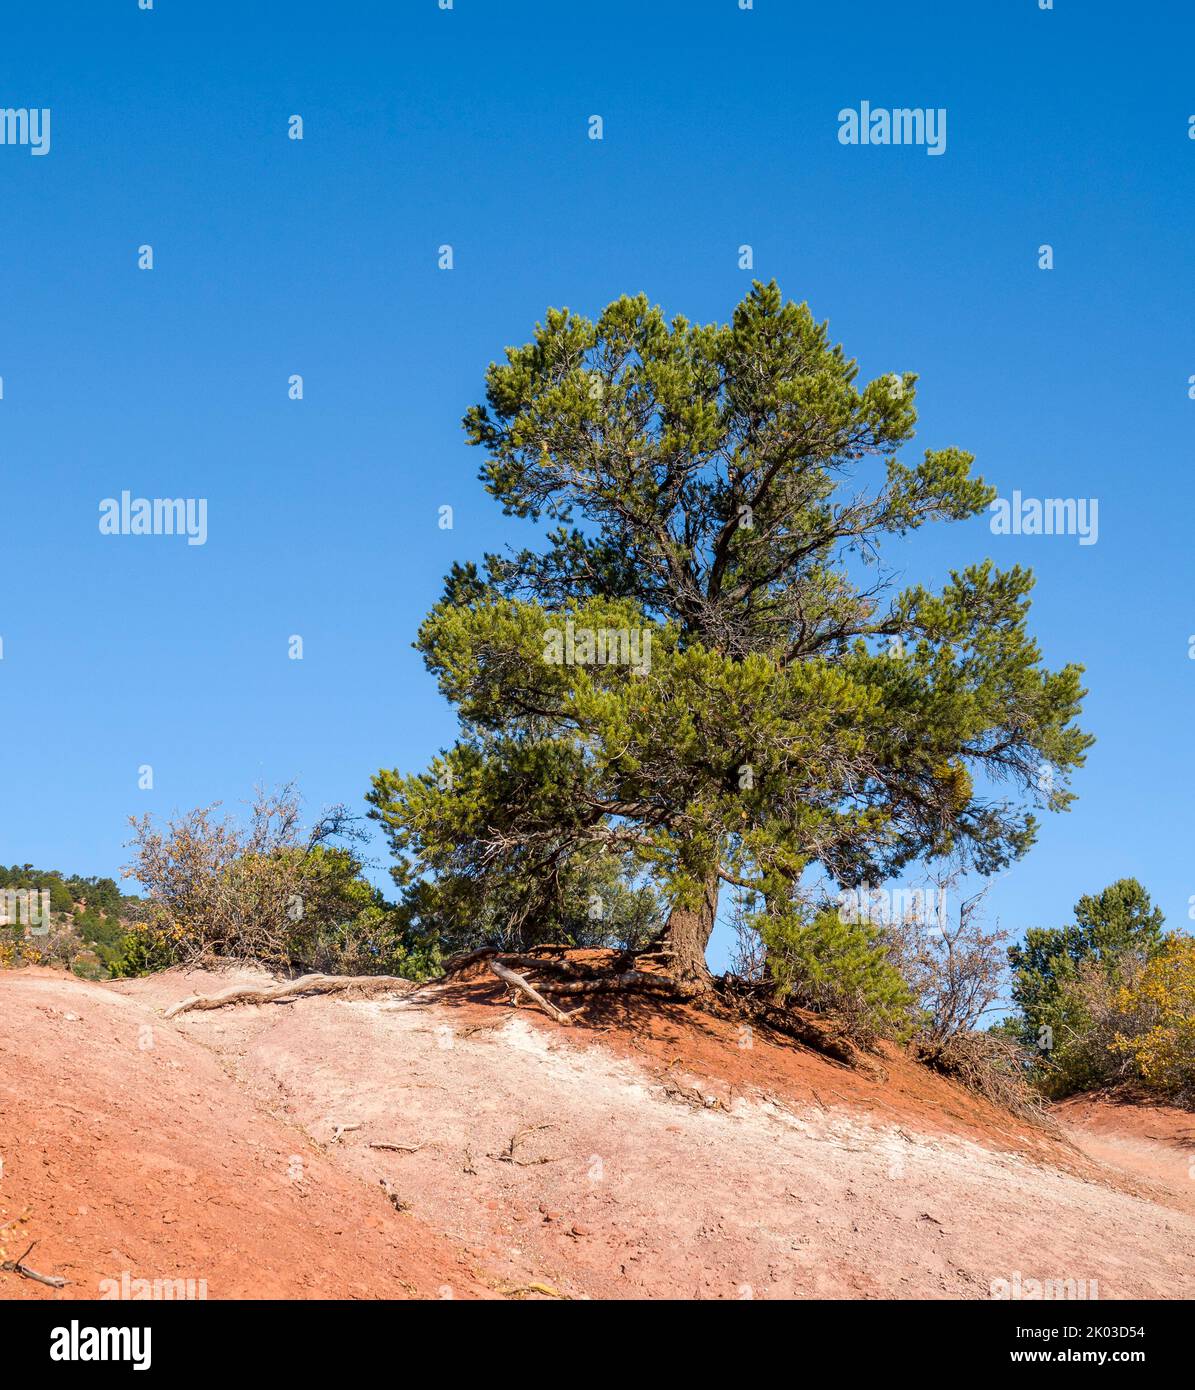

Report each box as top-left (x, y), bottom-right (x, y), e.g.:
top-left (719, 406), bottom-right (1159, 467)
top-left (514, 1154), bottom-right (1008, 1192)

top-left (309, 905), bottom-right (442, 980)
top-left (1033, 934), bottom-right (1195, 1102)
top-left (122, 788), bottom-right (441, 981)
top-left (1008, 878), bottom-right (1164, 1056)
top-left (756, 902), bottom-right (915, 1046)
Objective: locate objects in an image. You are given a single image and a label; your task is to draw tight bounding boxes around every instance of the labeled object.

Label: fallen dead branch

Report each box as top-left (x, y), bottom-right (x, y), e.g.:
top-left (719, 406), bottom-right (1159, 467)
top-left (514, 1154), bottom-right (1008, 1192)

top-left (660, 1061), bottom-right (731, 1112)
top-left (164, 974), bottom-right (413, 1019)
top-left (378, 1179), bottom-right (409, 1213)
top-left (497, 1280), bottom-right (571, 1300)
top-left (456, 1021), bottom-right (504, 1039)
top-left (368, 1142), bottom-right (424, 1154)
top-left (1, 1241), bottom-right (68, 1289)
top-left (488, 959), bottom-right (577, 1024)
top-left (491, 1123), bottom-right (560, 1166)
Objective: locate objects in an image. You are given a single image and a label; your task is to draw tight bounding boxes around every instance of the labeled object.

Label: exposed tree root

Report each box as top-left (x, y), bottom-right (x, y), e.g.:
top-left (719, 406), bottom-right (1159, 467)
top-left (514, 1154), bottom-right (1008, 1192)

top-left (753, 1002), bottom-right (877, 1073)
top-left (538, 969), bottom-right (678, 997)
top-left (442, 946), bottom-right (504, 974)
top-left (459, 947), bottom-right (885, 1077)
top-left (497, 952), bottom-right (591, 978)
top-left (159, 951), bottom-right (880, 1082)
top-left (164, 973), bottom-right (414, 1019)
top-left (442, 944), bottom-right (689, 1024)
top-left (446, 947), bottom-right (878, 1076)
top-left (488, 959), bottom-right (578, 1024)
top-left (1, 1240), bottom-right (68, 1289)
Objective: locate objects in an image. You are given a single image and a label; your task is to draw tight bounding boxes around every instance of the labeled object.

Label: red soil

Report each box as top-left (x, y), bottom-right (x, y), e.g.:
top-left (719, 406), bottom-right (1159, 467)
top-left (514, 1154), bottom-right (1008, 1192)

top-left (1053, 1092), bottom-right (1195, 1213)
top-left (0, 969), bottom-right (490, 1300)
top-left (2, 962), bottom-right (1192, 1300)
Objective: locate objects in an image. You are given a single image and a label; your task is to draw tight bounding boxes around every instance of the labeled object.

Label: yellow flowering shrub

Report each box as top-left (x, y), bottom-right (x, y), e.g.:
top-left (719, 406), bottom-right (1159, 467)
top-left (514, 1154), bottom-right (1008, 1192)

top-left (1111, 934), bottom-right (1195, 1098)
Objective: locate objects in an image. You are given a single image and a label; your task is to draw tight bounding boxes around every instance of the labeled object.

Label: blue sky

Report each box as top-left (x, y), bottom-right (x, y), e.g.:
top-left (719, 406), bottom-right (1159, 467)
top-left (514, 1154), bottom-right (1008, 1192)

top-left (1, 0), bottom-right (1192, 970)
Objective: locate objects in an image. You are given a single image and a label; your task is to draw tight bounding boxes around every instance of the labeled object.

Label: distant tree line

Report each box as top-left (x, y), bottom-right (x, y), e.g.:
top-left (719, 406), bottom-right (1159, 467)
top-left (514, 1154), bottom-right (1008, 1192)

top-left (1000, 878), bottom-right (1194, 1104)
top-left (0, 863), bottom-right (146, 977)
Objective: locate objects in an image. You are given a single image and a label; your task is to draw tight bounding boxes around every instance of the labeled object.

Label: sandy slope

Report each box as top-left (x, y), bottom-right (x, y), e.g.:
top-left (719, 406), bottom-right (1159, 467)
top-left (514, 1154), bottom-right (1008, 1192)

top-left (1053, 1094), bottom-right (1195, 1215)
top-left (0, 970), bottom-right (490, 1300)
top-left (1, 965), bottom-right (1191, 1300)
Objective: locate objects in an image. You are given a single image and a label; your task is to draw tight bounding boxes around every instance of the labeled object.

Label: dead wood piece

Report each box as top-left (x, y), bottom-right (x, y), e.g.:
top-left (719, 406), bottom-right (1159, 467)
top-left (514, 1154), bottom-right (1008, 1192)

top-left (538, 969), bottom-right (678, 997)
top-left (379, 1179), bottom-right (409, 1212)
top-left (498, 1281), bottom-right (571, 1300)
top-left (164, 974), bottom-right (412, 1019)
top-left (457, 1021), bottom-right (504, 1038)
top-left (1, 1241), bottom-right (68, 1289)
top-left (492, 1124), bottom-right (560, 1166)
top-left (368, 1142), bottom-right (424, 1154)
top-left (488, 959), bottom-right (576, 1024)
top-left (660, 1059), bottom-right (731, 1112)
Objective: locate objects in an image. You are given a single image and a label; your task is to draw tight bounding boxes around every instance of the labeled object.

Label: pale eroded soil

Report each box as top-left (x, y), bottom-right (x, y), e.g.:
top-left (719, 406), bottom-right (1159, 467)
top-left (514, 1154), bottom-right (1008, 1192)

top-left (1, 965), bottom-right (1191, 1300)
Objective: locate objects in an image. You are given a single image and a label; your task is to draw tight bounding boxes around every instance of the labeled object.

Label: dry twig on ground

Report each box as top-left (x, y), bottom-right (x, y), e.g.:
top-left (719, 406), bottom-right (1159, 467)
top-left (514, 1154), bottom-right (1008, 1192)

top-left (0, 1240), bottom-right (67, 1289)
top-left (164, 974), bottom-right (413, 1019)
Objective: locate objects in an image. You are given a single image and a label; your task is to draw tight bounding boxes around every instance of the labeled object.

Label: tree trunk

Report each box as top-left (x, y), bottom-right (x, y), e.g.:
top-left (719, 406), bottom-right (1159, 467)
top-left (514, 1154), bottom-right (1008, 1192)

top-left (660, 868), bottom-right (720, 994)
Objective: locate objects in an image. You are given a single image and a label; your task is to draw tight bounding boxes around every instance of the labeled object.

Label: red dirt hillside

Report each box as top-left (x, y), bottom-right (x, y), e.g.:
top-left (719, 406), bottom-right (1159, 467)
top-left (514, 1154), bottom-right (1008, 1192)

top-left (2, 962), bottom-right (1192, 1300)
top-left (0, 969), bottom-right (490, 1300)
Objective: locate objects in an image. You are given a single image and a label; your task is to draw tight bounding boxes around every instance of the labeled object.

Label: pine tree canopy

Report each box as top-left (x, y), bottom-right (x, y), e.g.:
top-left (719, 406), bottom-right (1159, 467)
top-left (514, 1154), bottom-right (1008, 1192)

top-left (369, 282), bottom-right (1092, 974)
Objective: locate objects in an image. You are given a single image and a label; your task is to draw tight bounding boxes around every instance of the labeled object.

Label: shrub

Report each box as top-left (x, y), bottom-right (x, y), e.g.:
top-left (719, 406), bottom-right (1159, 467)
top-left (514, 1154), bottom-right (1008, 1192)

top-left (123, 784), bottom-right (410, 975)
top-left (756, 902), bottom-right (915, 1046)
top-left (890, 884), bottom-right (1010, 1050)
top-left (71, 950), bottom-right (107, 982)
top-left (0, 926), bottom-right (40, 970)
top-left (1007, 878), bottom-right (1165, 1053)
top-left (307, 905), bottom-right (442, 980)
top-left (1108, 935), bottom-right (1195, 1100)
top-left (919, 1028), bottom-right (1048, 1121)
top-left (1033, 944), bottom-right (1192, 1100)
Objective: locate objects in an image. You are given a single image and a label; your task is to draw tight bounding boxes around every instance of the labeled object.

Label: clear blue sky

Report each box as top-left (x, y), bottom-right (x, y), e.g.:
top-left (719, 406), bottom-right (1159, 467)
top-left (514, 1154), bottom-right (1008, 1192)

top-left (2, 1), bottom-right (1192, 970)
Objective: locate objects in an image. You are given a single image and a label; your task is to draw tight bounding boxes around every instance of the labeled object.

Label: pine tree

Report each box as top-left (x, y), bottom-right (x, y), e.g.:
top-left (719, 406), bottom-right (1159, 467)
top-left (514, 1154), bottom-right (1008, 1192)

top-left (1008, 877), bottom-right (1165, 1049)
top-left (370, 283), bottom-right (1092, 991)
